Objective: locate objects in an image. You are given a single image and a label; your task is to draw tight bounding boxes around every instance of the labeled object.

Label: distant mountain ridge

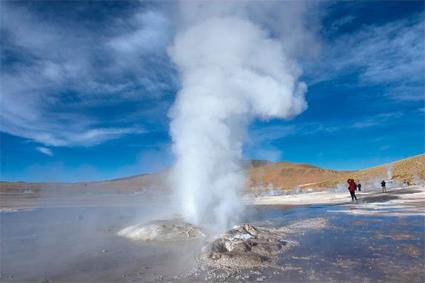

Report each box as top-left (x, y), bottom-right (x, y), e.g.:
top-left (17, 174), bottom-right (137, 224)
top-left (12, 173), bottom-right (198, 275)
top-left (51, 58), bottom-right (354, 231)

top-left (1, 154), bottom-right (424, 193)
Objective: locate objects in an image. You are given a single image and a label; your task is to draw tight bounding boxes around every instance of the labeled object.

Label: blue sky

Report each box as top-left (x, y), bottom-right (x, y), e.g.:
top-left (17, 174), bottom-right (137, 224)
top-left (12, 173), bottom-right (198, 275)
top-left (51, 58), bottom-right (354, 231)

top-left (0, 1), bottom-right (424, 182)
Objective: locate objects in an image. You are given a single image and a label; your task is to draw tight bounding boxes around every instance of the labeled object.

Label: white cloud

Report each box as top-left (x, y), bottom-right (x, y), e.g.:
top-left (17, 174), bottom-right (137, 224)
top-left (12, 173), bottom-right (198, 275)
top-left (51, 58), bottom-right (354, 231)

top-left (36, 147), bottom-right (53, 156)
top-left (33, 127), bottom-right (145, 147)
top-left (313, 15), bottom-right (424, 101)
top-left (328, 15), bottom-right (355, 33)
top-left (0, 2), bottom-right (171, 147)
top-left (248, 112), bottom-right (403, 149)
top-left (107, 10), bottom-right (170, 55)
top-left (357, 19), bottom-right (423, 85)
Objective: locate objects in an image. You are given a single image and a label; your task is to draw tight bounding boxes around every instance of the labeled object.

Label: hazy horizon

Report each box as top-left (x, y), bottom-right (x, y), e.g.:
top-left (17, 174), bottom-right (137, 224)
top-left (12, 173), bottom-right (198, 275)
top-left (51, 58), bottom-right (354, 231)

top-left (1, 153), bottom-right (423, 184)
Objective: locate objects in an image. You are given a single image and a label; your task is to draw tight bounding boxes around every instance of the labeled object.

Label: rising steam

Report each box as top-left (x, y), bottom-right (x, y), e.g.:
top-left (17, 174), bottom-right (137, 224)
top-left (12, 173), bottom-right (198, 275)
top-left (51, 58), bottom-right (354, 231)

top-left (168, 4), bottom-right (308, 231)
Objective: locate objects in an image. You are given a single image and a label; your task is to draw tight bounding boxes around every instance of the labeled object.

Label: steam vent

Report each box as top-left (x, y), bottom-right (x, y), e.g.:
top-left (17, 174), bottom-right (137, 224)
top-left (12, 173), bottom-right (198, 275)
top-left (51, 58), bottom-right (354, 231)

top-left (200, 224), bottom-right (297, 269)
top-left (118, 220), bottom-right (206, 241)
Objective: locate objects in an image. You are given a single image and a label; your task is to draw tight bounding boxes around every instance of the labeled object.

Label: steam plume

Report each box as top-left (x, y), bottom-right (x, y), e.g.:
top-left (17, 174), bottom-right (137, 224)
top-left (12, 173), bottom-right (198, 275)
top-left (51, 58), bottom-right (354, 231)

top-left (168, 3), bottom-right (308, 231)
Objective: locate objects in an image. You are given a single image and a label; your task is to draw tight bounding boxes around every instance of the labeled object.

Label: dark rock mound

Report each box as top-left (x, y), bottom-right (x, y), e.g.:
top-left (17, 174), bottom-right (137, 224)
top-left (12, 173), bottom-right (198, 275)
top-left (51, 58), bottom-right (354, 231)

top-left (200, 224), bottom-right (296, 269)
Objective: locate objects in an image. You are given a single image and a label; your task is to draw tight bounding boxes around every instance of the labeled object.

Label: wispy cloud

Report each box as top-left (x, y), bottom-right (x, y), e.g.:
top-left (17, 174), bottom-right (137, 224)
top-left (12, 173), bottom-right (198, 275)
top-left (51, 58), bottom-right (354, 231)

top-left (36, 147), bottom-right (53, 156)
top-left (249, 112), bottom-right (403, 148)
top-left (0, 2), bottom-right (174, 147)
top-left (107, 10), bottom-right (170, 56)
top-left (313, 15), bottom-right (424, 101)
top-left (327, 15), bottom-right (356, 34)
top-left (352, 113), bottom-right (403, 129)
top-left (379, 145), bottom-right (391, 151)
top-left (33, 127), bottom-right (145, 147)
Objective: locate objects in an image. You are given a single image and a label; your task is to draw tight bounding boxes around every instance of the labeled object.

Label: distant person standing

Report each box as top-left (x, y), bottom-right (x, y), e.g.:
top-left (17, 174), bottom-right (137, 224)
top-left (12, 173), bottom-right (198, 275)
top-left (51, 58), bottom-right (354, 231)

top-left (381, 180), bottom-right (387, 192)
top-left (347, 179), bottom-right (358, 202)
top-left (357, 182), bottom-right (362, 192)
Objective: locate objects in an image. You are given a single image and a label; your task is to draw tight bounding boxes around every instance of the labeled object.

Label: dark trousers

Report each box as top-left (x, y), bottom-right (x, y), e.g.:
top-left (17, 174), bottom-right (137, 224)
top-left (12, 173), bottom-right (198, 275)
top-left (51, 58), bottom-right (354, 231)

top-left (350, 191), bottom-right (357, 201)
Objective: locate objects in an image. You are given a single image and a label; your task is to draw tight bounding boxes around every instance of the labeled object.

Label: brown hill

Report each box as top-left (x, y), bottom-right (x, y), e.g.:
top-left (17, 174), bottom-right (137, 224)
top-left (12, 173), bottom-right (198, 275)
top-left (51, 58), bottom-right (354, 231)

top-left (247, 161), bottom-right (349, 192)
top-left (248, 154), bottom-right (425, 192)
top-left (1, 154), bottom-right (424, 194)
top-left (307, 154), bottom-right (425, 189)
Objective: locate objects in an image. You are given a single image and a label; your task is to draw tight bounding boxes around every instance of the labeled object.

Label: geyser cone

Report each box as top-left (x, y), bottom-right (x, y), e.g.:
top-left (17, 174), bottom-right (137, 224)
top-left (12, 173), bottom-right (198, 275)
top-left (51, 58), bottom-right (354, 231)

top-left (118, 219), bottom-right (206, 241)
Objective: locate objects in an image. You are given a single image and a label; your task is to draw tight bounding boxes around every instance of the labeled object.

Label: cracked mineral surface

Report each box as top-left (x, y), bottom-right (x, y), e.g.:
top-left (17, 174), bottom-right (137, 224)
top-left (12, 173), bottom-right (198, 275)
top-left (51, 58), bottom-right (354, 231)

top-left (200, 224), bottom-right (297, 269)
top-left (198, 218), bottom-right (328, 271)
top-left (118, 219), bottom-right (206, 241)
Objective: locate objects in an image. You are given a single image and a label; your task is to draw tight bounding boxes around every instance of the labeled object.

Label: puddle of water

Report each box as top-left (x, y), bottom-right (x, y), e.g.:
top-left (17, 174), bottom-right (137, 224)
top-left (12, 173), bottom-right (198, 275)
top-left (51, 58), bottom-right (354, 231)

top-left (1, 204), bottom-right (424, 282)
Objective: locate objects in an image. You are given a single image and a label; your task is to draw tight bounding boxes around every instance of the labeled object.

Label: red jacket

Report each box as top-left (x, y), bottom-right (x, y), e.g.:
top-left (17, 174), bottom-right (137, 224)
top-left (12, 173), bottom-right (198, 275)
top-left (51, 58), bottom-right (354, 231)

top-left (347, 180), bottom-right (357, 193)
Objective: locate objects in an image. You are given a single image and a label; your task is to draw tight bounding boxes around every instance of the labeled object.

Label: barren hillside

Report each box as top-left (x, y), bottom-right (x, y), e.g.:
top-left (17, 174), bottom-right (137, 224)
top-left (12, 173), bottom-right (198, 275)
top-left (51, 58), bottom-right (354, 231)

top-left (1, 154), bottom-right (424, 193)
top-left (248, 161), bottom-right (349, 192)
top-left (248, 154), bottom-right (425, 191)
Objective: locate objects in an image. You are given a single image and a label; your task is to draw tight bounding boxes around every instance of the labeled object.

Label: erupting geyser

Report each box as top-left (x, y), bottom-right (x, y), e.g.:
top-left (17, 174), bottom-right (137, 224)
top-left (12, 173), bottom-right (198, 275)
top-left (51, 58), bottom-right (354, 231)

top-left (168, 3), bottom-right (308, 232)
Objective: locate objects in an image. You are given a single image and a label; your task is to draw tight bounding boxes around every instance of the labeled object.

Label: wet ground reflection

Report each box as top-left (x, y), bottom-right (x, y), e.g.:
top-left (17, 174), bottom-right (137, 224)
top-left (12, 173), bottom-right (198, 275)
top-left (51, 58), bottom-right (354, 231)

top-left (1, 203), bottom-right (424, 282)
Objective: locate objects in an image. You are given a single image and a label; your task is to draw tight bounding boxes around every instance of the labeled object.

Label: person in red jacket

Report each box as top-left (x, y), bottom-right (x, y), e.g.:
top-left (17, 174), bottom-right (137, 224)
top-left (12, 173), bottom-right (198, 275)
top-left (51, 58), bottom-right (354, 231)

top-left (347, 179), bottom-right (358, 202)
